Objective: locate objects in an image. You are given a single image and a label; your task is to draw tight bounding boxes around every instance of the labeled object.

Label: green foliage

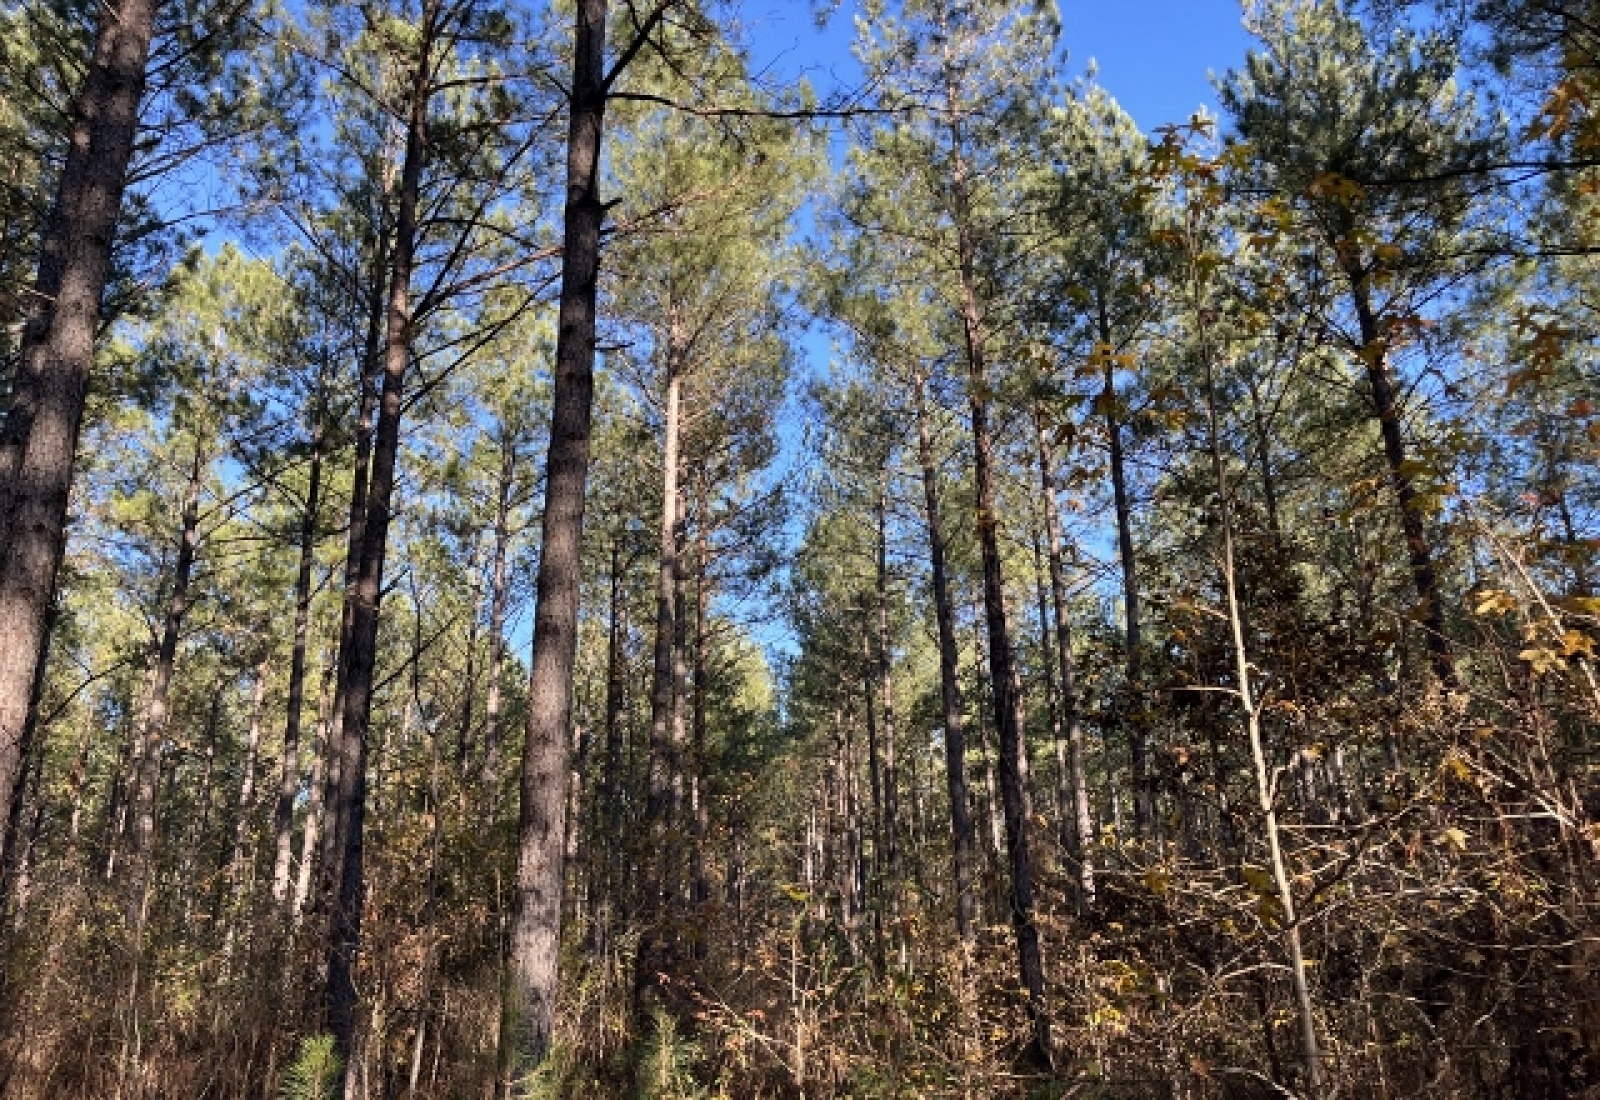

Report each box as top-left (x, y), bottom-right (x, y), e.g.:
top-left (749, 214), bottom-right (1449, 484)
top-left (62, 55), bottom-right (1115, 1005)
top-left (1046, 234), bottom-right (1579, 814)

top-left (280, 1035), bottom-right (342, 1100)
top-left (634, 1009), bottom-right (705, 1100)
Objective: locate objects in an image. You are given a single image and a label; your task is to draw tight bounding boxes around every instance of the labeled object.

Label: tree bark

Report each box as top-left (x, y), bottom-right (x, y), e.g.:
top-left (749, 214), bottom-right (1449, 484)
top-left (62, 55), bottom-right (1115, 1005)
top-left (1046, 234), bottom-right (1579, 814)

top-left (0, 0), bottom-right (160, 879)
top-left (874, 473), bottom-right (901, 908)
top-left (480, 432), bottom-right (516, 792)
top-left (640, 348), bottom-right (685, 997)
top-left (327, 17), bottom-right (432, 1080)
top-left (292, 652), bottom-right (336, 926)
top-left (599, 537), bottom-right (627, 915)
top-left (945, 66), bottom-right (1051, 1060)
top-left (1035, 410), bottom-right (1096, 907)
top-left (127, 440), bottom-right (206, 924)
top-left (690, 506), bottom-right (712, 944)
top-left (646, 360), bottom-right (683, 863)
top-left (1350, 277), bottom-right (1456, 688)
top-left (457, 544), bottom-right (483, 768)
top-left (228, 663), bottom-right (269, 905)
top-left (971, 611), bottom-right (1005, 877)
top-left (1098, 300), bottom-right (1152, 841)
top-left (1029, 530), bottom-right (1069, 842)
top-left (273, 420), bottom-right (324, 909)
top-left (914, 381), bottom-right (977, 944)
top-left (319, 150), bottom-right (395, 890)
top-left (499, 0), bottom-right (609, 1083)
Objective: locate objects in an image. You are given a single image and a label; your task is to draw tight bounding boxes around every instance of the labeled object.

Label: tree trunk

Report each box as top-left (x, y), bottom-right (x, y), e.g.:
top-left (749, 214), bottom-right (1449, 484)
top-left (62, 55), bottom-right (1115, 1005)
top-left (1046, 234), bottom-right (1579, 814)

top-left (1098, 301), bottom-right (1151, 841)
top-left (273, 421), bottom-right (324, 909)
top-left (1029, 529), bottom-right (1068, 844)
top-left (499, 0), bottom-right (609, 1083)
top-left (690, 509), bottom-right (712, 946)
top-left (860, 631), bottom-right (883, 920)
top-left (972, 611), bottom-right (1005, 878)
top-left (600, 537), bottom-right (627, 916)
top-left (1035, 410), bottom-right (1095, 907)
top-left (327, 20), bottom-right (432, 1081)
top-left (967, 379), bottom-right (1052, 1067)
top-left (1350, 277), bottom-right (1455, 688)
top-left (646, 362), bottom-right (683, 866)
top-left (127, 441), bottom-right (206, 924)
top-left (0, 0), bottom-right (159, 880)
top-left (947, 72), bottom-right (1051, 1060)
top-left (457, 544), bottom-right (483, 769)
top-left (914, 381), bottom-right (977, 944)
top-left (480, 433), bottom-right (516, 792)
top-left (292, 652), bottom-right (336, 926)
top-left (180, 691), bottom-right (221, 916)
top-left (319, 148), bottom-right (396, 891)
top-left (874, 473), bottom-right (901, 911)
top-left (640, 350), bottom-right (684, 997)
top-left (66, 703), bottom-right (95, 857)
top-left (228, 663), bottom-right (269, 905)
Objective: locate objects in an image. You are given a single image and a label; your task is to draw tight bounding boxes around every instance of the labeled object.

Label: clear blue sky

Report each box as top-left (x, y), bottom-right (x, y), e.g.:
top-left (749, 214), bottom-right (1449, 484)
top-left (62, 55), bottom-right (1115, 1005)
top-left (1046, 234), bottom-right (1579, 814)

top-left (740, 0), bottom-right (1258, 133)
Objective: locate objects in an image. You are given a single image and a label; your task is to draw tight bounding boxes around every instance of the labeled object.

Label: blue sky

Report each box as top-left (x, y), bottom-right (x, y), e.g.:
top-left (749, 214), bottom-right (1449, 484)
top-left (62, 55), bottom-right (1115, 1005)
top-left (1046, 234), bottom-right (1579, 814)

top-left (741, 0), bottom-right (1258, 133)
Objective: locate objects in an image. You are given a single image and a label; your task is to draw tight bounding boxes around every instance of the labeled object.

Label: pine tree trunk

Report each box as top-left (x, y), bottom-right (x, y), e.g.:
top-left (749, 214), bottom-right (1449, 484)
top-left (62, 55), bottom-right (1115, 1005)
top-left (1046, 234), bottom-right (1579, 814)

top-left (480, 433), bottom-right (516, 792)
top-left (600, 537), bottom-right (627, 916)
top-left (0, 0), bottom-right (159, 879)
top-left (967, 379), bottom-right (1052, 1067)
top-left (640, 353), bottom-right (684, 996)
top-left (914, 382), bottom-right (977, 944)
top-left (860, 631), bottom-right (883, 915)
top-left (499, 0), bottom-right (609, 1082)
top-left (327, 20), bottom-right (432, 1078)
top-left (228, 663), bottom-right (269, 905)
top-left (457, 549), bottom-right (482, 769)
top-left (690, 511), bottom-right (712, 943)
top-left (179, 691), bottom-right (220, 911)
top-left (273, 422), bottom-right (323, 908)
top-left (947, 80), bottom-right (1051, 1059)
top-left (1035, 412), bottom-right (1096, 906)
top-left (1030, 530), bottom-right (1069, 845)
top-left (320, 157), bottom-right (395, 890)
top-left (1098, 302), bottom-right (1151, 841)
top-left (292, 653), bottom-right (336, 926)
top-left (127, 441), bottom-right (206, 924)
top-left (972, 611), bottom-right (1005, 879)
top-left (874, 474), bottom-right (901, 909)
top-left (66, 704), bottom-right (95, 857)
top-left (1350, 278), bottom-right (1455, 688)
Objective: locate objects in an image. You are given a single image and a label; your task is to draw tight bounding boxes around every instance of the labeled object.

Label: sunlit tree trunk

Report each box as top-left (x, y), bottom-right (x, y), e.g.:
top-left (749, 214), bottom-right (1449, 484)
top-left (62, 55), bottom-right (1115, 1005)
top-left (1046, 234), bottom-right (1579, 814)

top-left (1035, 409), bottom-right (1095, 907)
top-left (480, 433), bottom-right (517, 793)
top-left (499, 0), bottom-right (611, 1082)
top-left (914, 381), bottom-right (976, 943)
top-left (0, 0), bottom-right (160, 875)
top-left (127, 441), bottom-right (206, 925)
top-left (327, 14), bottom-right (433, 1080)
top-left (273, 419), bottom-right (324, 909)
top-left (1097, 298), bottom-right (1151, 840)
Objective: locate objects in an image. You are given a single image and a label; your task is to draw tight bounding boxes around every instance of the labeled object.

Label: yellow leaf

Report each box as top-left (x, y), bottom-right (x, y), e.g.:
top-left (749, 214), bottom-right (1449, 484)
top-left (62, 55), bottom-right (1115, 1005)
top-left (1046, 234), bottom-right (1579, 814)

top-left (1519, 646), bottom-right (1562, 674)
top-left (1472, 590), bottom-right (1517, 616)
top-left (1560, 629), bottom-right (1595, 657)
